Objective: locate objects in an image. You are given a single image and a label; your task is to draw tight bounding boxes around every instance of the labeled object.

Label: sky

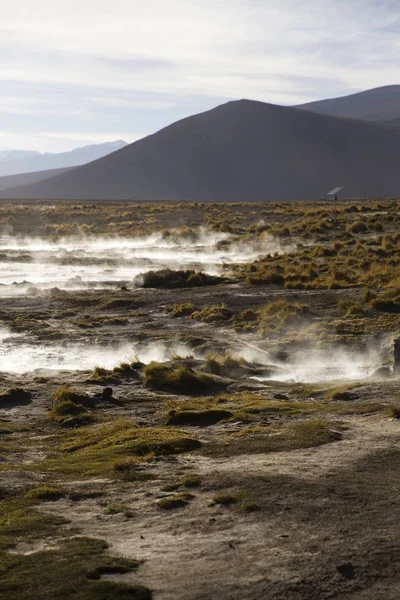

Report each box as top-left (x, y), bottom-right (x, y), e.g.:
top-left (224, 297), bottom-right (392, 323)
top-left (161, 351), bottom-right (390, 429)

top-left (1, 0), bottom-right (400, 152)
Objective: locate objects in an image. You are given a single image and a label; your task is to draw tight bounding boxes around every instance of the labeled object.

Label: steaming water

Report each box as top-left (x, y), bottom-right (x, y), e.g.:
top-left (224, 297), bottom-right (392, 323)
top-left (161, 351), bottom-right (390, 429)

top-left (0, 232), bottom-right (383, 380)
top-left (0, 330), bottom-right (192, 373)
top-left (249, 348), bottom-right (380, 384)
top-left (0, 231), bottom-right (285, 296)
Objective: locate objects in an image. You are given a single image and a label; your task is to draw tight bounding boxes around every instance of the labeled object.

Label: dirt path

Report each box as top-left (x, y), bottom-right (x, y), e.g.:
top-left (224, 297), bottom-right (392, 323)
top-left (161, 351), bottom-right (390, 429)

top-left (41, 417), bottom-right (400, 599)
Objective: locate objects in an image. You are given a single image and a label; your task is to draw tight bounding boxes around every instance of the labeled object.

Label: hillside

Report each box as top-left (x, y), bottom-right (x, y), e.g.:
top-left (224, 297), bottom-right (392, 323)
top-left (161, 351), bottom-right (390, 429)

top-left (296, 85), bottom-right (400, 121)
top-left (0, 140), bottom-right (127, 177)
top-left (2, 100), bottom-right (400, 202)
top-left (0, 167), bottom-right (71, 192)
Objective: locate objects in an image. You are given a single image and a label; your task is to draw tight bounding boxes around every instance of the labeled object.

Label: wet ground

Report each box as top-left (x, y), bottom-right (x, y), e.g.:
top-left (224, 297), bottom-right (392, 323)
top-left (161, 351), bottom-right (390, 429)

top-left (1, 200), bottom-right (400, 600)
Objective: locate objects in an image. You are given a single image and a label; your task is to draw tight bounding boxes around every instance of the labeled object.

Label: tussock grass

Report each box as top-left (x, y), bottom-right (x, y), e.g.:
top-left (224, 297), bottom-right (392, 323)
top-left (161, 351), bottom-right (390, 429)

top-left (257, 299), bottom-right (312, 335)
top-left (53, 387), bottom-right (89, 405)
top-left (143, 362), bottom-right (223, 395)
top-left (191, 304), bottom-right (233, 323)
top-left (166, 303), bottom-right (197, 317)
top-left (157, 492), bottom-right (194, 510)
top-left (136, 268), bottom-right (225, 288)
top-left (49, 400), bottom-right (86, 420)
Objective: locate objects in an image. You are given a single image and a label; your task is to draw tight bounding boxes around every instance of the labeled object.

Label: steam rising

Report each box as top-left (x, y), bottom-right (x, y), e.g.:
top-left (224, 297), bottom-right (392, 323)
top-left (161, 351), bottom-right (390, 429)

top-left (0, 230), bottom-right (290, 296)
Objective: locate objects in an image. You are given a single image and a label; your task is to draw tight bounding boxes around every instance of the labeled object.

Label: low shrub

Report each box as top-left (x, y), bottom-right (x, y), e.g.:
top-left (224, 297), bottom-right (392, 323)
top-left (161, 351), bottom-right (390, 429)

top-left (144, 362), bottom-right (223, 395)
top-left (257, 299), bottom-right (312, 335)
top-left (166, 303), bottom-right (197, 317)
top-left (136, 269), bottom-right (225, 289)
top-left (166, 408), bottom-right (233, 426)
top-left (191, 304), bottom-right (233, 323)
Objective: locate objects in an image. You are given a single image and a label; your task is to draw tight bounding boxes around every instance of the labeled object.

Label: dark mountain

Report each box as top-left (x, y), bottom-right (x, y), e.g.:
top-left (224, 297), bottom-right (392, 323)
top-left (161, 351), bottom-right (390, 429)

top-left (0, 168), bottom-right (72, 192)
top-left (295, 85), bottom-right (400, 121)
top-left (0, 140), bottom-right (127, 177)
top-left (2, 100), bottom-right (400, 202)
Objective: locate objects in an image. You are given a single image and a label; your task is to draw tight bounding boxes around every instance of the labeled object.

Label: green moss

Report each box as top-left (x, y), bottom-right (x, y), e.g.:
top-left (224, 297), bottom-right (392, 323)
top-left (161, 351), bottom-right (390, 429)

top-left (41, 420), bottom-right (201, 477)
top-left (0, 537), bottom-right (151, 600)
top-left (205, 419), bottom-right (342, 457)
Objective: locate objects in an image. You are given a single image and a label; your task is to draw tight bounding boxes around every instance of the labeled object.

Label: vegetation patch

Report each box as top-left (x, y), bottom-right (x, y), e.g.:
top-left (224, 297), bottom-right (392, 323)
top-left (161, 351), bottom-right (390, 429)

top-left (41, 420), bottom-right (201, 476)
top-left (191, 304), bottom-right (233, 323)
top-left (143, 362), bottom-right (224, 395)
top-left (157, 492), bottom-right (194, 510)
top-left (52, 387), bottom-right (90, 406)
top-left (211, 494), bottom-right (239, 507)
top-left (205, 419), bottom-right (342, 457)
top-left (136, 268), bottom-right (225, 289)
top-left (0, 536), bottom-right (151, 600)
top-left (257, 299), bottom-right (313, 335)
top-left (166, 303), bottom-right (197, 317)
top-left (166, 408), bottom-right (233, 426)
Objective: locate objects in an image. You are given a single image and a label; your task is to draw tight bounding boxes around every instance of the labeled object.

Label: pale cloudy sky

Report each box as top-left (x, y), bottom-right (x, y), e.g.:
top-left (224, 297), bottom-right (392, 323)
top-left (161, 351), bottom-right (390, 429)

top-left (1, 0), bottom-right (399, 152)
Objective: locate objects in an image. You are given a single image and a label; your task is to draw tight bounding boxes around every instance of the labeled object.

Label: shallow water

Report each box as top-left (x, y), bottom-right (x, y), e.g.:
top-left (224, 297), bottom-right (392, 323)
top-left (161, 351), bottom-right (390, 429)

top-left (0, 231), bottom-right (284, 296)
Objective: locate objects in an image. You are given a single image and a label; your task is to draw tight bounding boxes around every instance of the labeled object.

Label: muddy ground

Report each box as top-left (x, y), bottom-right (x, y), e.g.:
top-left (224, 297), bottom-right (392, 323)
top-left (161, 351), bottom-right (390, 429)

top-left (0, 199), bottom-right (400, 599)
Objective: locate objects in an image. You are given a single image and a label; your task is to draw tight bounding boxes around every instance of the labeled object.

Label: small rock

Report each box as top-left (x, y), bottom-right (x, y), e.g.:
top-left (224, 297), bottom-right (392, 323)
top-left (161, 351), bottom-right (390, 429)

top-left (336, 562), bottom-right (355, 579)
top-left (102, 387), bottom-right (113, 400)
top-left (274, 393), bottom-right (289, 400)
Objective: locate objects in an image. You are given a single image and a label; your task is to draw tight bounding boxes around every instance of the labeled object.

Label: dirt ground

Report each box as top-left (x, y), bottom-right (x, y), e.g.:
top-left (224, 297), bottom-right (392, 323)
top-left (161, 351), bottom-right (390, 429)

top-left (1, 199), bottom-right (400, 599)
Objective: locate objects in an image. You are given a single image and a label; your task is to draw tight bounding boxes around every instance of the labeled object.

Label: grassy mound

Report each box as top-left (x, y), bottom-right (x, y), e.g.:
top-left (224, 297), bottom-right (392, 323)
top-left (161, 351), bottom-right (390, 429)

top-left (166, 303), bottom-right (197, 317)
top-left (41, 419), bottom-right (201, 476)
top-left (257, 299), bottom-right (312, 335)
top-left (144, 362), bottom-right (223, 395)
top-left (135, 268), bottom-right (225, 289)
top-left (206, 419), bottom-right (342, 457)
top-left (166, 408), bottom-right (233, 426)
top-left (191, 304), bottom-right (233, 323)
top-left (53, 387), bottom-right (89, 405)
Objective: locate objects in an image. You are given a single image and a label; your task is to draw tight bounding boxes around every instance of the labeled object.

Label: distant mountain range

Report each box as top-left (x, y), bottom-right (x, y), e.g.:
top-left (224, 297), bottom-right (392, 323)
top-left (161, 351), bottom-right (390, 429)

top-left (1, 86), bottom-right (400, 202)
top-left (0, 140), bottom-right (127, 177)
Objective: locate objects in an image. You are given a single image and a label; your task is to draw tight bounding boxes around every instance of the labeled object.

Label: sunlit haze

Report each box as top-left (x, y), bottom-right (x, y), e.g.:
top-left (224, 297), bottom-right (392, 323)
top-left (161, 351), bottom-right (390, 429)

top-left (1, 0), bottom-right (400, 152)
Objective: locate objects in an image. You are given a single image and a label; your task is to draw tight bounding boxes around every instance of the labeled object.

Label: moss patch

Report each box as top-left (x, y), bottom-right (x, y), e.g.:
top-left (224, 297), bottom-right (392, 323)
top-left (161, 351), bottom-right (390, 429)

top-left (0, 537), bottom-right (151, 600)
top-left (205, 419), bottom-right (342, 457)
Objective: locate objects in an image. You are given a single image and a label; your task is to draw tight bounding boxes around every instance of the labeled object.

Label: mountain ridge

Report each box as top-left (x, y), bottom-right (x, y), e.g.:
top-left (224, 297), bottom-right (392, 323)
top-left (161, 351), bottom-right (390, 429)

top-left (295, 85), bottom-right (400, 122)
top-left (0, 140), bottom-right (128, 177)
top-left (3, 97), bottom-right (400, 202)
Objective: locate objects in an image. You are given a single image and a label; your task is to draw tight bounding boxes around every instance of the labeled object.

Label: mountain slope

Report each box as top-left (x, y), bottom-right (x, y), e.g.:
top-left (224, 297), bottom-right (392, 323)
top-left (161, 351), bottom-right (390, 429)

top-left (295, 85), bottom-right (400, 121)
top-left (0, 168), bottom-right (72, 192)
top-left (0, 141), bottom-right (127, 177)
top-left (3, 100), bottom-right (400, 202)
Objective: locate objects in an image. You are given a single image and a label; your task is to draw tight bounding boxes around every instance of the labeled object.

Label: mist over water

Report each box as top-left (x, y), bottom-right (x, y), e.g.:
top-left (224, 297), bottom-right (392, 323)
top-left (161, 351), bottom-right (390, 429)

top-left (249, 347), bottom-right (381, 384)
top-left (0, 231), bottom-right (385, 381)
top-left (0, 230), bottom-right (288, 295)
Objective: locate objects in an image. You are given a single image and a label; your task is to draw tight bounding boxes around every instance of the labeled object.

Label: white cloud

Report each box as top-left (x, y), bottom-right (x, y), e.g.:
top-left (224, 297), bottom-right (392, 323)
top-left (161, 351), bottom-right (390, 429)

top-left (0, 0), bottom-right (399, 151)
